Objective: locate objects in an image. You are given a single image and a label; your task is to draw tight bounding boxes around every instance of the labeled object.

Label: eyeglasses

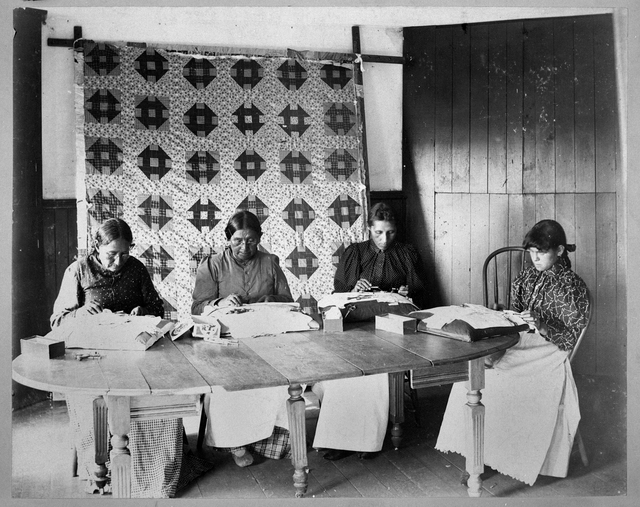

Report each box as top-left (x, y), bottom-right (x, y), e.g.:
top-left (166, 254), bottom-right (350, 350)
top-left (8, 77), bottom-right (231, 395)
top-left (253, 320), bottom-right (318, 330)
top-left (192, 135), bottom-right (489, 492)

top-left (230, 237), bottom-right (258, 247)
top-left (100, 244), bottom-right (134, 262)
top-left (104, 250), bottom-right (131, 262)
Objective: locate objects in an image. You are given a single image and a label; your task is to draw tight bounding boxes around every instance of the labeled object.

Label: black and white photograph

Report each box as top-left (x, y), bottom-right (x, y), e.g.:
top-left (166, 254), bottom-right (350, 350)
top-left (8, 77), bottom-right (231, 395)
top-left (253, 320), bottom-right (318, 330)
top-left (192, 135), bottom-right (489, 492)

top-left (2, 1), bottom-right (637, 506)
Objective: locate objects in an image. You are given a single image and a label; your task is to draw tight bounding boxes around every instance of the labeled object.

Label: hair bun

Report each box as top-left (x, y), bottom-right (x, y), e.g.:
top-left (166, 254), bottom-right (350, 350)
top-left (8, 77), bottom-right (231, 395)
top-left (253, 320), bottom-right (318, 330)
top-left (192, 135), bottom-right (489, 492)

top-left (565, 243), bottom-right (576, 252)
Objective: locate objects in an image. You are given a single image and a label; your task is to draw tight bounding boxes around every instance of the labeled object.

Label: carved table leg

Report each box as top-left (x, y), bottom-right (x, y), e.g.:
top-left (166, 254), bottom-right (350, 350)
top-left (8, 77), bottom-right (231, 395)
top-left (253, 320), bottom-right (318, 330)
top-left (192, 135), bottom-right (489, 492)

top-left (465, 358), bottom-right (485, 497)
top-left (388, 372), bottom-right (404, 449)
top-left (91, 396), bottom-right (110, 494)
top-left (107, 396), bottom-right (131, 498)
top-left (286, 383), bottom-right (308, 498)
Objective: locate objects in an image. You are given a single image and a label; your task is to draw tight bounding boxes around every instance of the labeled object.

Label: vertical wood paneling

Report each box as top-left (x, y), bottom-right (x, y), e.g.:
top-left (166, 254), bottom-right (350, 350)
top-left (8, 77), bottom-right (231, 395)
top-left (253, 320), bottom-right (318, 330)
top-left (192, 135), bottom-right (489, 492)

top-left (469, 24), bottom-right (489, 193)
top-left (574, 18), bottom-right (596, 193)
top-left (522, 23), bottom-right (537, 194)
top-left (593, 17), bottom-right (617, 193)
top-left (487, 23), bottom-right (507, 193)
top-left (554, 18), bottom-right (576, 192)
top-left (535, 194), bottom-right (555, 223)
top-left (469, 194), bottom-right (490, 305)
top-left (452, 25), bottom-right (471, 193)
top-left (404, 15), bottom-right (622, 377)
top-left (531, 20), bottom-right (556, 194)
top-left (450, 194), bottom-right (471, 305)
top-left (403, 26), bottom-right (438, 307)
top-left (506, 22), bottom-right (524, 195)
top-left (555, 194), bottom-right (576, 243)
top-left (489, 194), bottom-right (510, 253)
top-left (523, 194), bottom-right (537, 236)
top-left (54, 208), bottom-right (70, 284)
top-left (595, 193), bottom-right (618, 375)
top-left (574, 193), bottom-right (597, 373)
top-left (43, 211), bottom-right (57, 318)
top-left (508, 194), bottom-right (524, 246)
top-left (434, 193), bottom-right (453, 303)
top-left (435, 26), bottom-right (453, 193)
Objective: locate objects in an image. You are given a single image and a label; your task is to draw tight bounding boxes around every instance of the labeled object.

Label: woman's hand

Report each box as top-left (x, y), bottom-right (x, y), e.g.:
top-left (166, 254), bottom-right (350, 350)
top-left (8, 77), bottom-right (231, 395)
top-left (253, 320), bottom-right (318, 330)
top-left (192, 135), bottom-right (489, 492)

top-left (398, 285), bottom-right (409, 297)
top-left (77, 301), bottom-right (103, 317)
top-left (130, 306), bottom-right (146, 316)
top-left (218, 294), bottom-right (243, 307)
top-left (354, 278), bottom-right (372, 292)
top-left (520, 310), bottom-right (548, 336)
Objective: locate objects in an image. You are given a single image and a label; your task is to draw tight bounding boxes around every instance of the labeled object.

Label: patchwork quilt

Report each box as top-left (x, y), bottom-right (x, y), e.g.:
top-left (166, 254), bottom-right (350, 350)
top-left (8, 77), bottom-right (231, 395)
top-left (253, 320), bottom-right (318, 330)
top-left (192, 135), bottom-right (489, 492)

top-left (75, 42), bottom-right (369, 318)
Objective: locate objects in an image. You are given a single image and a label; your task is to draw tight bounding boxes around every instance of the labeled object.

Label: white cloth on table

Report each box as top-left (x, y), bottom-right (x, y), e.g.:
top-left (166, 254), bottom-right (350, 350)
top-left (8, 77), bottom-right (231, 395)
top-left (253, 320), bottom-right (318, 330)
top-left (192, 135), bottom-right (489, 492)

top-left (435, 331), bottom-right (580, 485)
top-left (311, 373), bottom-right (389, 452)
top-left (203, 385), bottom-right (290, 448)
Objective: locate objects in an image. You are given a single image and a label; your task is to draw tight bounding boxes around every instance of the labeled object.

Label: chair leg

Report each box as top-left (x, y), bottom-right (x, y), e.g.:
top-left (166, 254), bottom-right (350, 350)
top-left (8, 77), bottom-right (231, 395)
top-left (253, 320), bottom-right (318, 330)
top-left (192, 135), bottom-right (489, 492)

top-left (575, 427), bottom-right (589, 467)
top-left (409, 387), bottom-right (422, 427)
top-left (72, 444), bottom-right (78, 477)
top-left (196, 404), bottom-right (207, 450)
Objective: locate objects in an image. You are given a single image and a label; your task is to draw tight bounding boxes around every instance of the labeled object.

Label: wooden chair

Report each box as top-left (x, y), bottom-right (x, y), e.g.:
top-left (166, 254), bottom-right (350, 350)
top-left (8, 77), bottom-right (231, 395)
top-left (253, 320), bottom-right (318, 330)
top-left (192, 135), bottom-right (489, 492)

top-left (482, 245), bottom-right (591, 467)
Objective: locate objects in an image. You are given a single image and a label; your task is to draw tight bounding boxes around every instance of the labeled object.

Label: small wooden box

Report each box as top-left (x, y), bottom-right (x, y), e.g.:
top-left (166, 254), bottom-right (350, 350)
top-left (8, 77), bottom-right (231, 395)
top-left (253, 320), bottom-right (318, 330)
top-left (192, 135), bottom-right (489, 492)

top-left (375, 314), bottom-right (417, 334)
top-left (322, 315), bottom-right (343, 333)
top-left (20, 335), bottom-right (66, 359)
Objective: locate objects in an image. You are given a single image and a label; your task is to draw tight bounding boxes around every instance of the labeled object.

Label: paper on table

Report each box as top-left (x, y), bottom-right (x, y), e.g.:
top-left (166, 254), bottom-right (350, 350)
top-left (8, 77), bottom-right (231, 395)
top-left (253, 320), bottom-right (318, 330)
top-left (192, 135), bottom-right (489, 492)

top-left (47, 311), bottom-right (173, 350)
top-left (317, 292), bottom-right (412, 309)
top-left (414, 304), bottom-right (527, 330)
top-left (199, 302), bottom-right (319, 339)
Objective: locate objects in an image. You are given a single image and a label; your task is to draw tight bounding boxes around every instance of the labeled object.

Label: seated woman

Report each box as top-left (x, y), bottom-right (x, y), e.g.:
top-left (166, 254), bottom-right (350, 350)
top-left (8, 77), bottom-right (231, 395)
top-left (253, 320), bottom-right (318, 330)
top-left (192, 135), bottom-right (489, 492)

top-left (334, 202), bottom-right (428, 309)
top-left (435, 219), bottom-right (590, 485)
top-left (51, 217), bottom-right (212, 498)
top-left (313, 202), bottom-right (428, 461)
top-left (192, 210), bottom-right (294, 467)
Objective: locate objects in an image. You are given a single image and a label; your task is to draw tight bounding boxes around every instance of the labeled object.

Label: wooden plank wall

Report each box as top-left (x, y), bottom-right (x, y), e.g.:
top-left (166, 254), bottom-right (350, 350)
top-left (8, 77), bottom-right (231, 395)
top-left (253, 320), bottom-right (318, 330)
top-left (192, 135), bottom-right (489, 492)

top-left (402, 14), bottom-right (624, 377)
top-left (42, 200), bottom-right (78, 318)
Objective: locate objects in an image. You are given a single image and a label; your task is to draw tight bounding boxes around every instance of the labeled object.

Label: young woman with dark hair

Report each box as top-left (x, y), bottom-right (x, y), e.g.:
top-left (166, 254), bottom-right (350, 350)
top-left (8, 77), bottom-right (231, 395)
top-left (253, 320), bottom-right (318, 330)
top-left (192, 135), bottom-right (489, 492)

top-left (436, 219), bottom-right (590, 485)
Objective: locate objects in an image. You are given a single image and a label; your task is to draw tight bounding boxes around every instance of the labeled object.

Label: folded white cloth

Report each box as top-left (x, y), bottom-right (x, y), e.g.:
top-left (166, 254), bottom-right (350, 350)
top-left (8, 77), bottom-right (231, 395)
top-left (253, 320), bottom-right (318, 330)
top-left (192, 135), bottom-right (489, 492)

top-left (201, 302), bottom-right (319, 339)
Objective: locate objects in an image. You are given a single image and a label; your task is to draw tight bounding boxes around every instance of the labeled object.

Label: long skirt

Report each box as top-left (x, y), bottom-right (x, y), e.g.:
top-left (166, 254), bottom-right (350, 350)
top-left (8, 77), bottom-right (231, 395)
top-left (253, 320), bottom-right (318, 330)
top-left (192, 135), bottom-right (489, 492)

top-left (204, 385), bottom-right (292, 458)
top-left (311, 373), bottom-right (389, 452)
top-left (435, 332), bottom-right (580, 485)
top-left (67, 395), bottom-right (213, 498)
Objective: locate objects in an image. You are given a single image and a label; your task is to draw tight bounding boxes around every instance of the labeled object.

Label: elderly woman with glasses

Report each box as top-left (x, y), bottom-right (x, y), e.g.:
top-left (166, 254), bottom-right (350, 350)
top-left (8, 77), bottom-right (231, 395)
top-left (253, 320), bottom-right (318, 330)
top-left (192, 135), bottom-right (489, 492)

top-left (192, 210), bottom-right (294, 467)
top-left (51, 217), bottom-right (212, 498)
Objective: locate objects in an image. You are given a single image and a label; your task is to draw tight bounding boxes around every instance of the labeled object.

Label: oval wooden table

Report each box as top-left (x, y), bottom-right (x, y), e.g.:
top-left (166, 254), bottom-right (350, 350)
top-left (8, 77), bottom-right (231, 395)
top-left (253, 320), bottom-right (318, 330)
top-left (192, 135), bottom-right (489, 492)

top-left (13, 321), bottom-right (519, 498)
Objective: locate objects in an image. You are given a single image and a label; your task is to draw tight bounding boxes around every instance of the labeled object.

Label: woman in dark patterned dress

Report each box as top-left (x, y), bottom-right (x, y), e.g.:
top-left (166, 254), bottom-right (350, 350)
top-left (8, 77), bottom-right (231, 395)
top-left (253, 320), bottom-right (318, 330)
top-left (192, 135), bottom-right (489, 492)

top-left (436, 219), bottom-right (591, 485)
top-left (334, 202), bottom-right (428, 308)
top-left (312, 202), bottom-right (428, 461)
top-left (51, 218), bottom-right (212, 498)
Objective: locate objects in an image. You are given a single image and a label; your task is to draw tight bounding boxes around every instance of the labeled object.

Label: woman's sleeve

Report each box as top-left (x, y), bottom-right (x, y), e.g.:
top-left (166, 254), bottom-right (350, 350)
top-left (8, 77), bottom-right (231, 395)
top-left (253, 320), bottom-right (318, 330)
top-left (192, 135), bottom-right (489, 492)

top-left (510, 273), bottom-right (527, 313)
top-left (50, 262), bottom-right (82, 328)
top-left (334, 244), bottom-right (360, 292)
top-left (544, 277), bottom-right (590, 351)
top-left (269, 256), bottom-right (294, 302)
top-left (191, 256), bottom-right (219, 315)
top-left (404, 245), bottom-right (429, 309)
top-left (139, 265), bottom-right (165, 317)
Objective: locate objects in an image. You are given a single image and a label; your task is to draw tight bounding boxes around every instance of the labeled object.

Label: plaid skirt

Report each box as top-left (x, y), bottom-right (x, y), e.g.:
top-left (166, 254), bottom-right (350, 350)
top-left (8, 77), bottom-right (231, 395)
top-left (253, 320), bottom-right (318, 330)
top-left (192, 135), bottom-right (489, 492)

top-left (67, 395), bottom-right (213, 498)
top-left (225, 426), bottom-right (291, 460)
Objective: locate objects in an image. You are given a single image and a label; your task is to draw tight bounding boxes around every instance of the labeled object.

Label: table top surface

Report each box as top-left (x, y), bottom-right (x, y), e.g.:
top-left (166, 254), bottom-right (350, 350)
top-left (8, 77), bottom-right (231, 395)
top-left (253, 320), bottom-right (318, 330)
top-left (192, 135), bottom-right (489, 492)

top-left (12, 321), bottom-right (519, 396)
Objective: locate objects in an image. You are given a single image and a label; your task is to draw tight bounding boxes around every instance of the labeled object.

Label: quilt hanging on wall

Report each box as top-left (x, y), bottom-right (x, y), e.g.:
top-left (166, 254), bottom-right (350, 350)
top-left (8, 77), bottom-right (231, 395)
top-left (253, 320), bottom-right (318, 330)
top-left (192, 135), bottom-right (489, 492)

top-left (74, 41), bottom-right (369, 319)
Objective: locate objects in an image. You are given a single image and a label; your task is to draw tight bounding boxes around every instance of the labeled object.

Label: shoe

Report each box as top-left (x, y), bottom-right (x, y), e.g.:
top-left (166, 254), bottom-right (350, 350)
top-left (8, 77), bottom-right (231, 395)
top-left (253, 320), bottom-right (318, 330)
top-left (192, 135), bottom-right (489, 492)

top-left (358, 451), bottom-right (378, 460)
top-left (231, 447), bottom-right (254, 467)
top-left (323, 449), bottom-right (354, 461)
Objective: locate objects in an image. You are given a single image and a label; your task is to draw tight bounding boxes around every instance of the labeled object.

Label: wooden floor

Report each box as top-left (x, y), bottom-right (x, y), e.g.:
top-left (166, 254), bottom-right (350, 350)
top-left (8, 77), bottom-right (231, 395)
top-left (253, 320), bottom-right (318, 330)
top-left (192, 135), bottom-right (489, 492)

top-left (11, 374), bottom-right (626, 500)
